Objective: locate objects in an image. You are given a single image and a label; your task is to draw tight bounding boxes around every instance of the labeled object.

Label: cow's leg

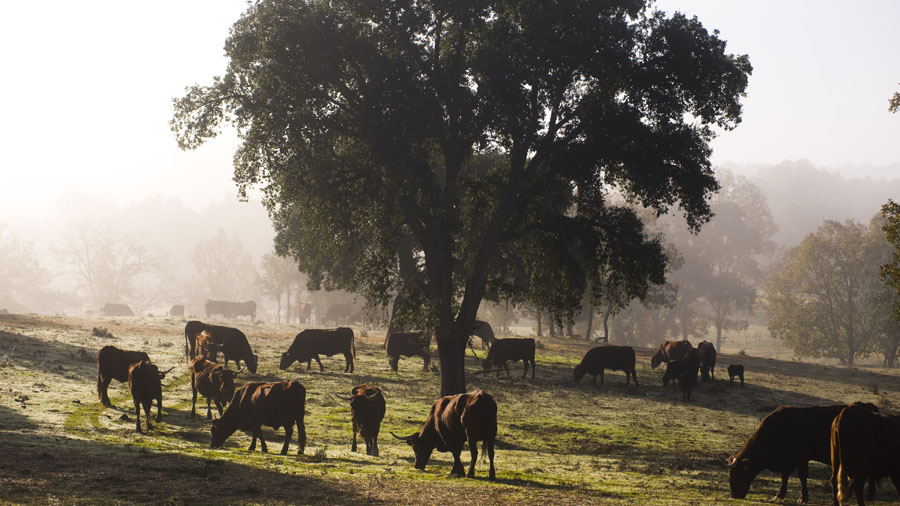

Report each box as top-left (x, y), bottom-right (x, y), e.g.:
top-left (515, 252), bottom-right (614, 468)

top-left (99, 376), bottom-right (112, 407)
top-left (351, 421), bottom-right (358, 452)
top-left (206, 398), bottom-right (212, 420)
top-left (850, 477), bottom-right (866, 506)
top-left (314, 355), bottom-right (324, 371)
top-left (797, 461), bottom-right (810, 503)
top-left (774, 471), bottom-right (789, 500)
top-left (214, 399), bottom-right (224, 417)
top-left (134, 397), bottom-right (142, 433)
top-left (191, 384), bottom-right (198, 418)
top-left (281, 424), bottom-right (293, 455)
top-left (450, 450), bottom-right (465, 477)
top-left (487, 438), bottom-right (496, 481)
top-left (632, 367), bottom-right (639, 387)
top-left (372, 428), bottom-right (379, 457)
top-left (521, 360), bottom-right (528, 379)
top-left (344, 352), bottom-right (352, 373)
top-left (866, 477), bottom-right (877, 501)
top-left (155, 397), bottom-right (162, 422)
top-left (306, 359), bottom-right (312, 371)
top-left (467, 435), bottom-right (479, 478)
top-left (504, 361), bottom-right (511, 378)
top-left (296, 417), bottom-right (306, 455)
top-left (887, 474), bottom-right (900, 500)
top-left (599, 370), bottom-right (604, 386)
top-left (530, 359), bottom-right (536, 380)
top-left (144, 400), bottom-right (154, 430)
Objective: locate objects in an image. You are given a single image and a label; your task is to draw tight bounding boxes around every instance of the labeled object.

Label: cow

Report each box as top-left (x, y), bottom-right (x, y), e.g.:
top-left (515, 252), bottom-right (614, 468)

top-left (194, 325), bottom-right (258, 374)
top-left (481, 338), bottom-right (535, 379)
top-left (337, 384), bottom-right (386, 456)
top-left (168, 304), bottom-right (184, 317)
top-left (391, 389), bottom-right (496, 480)
top-left (279, 328), bottom-right (355, 373)
top-left (0, 308), bottom-right (9, 315)
top-left (102, 303), bottom-right (134, 317)
top-left (205, 299), bottom-right (256, 321)
top-left (728, 364), bottom-right (745, 387)
top-left (471, 320), bottom-right (496, 350)
top-left (649, 339), bottom-right (693, 369)
top-left (128, 360), bottom-right (170, 433)
top-left (698, 340), bottom-right (716, 381)
top-left (728, 403), bottom-right (879, 503)
top-left (830, 403), bottom-right (899, 506)
top-left (385, 331), bottom-right (431, 372)
top-left (190, 355), bottom-right (240, 420)
top-left (324, 303), bottom-right (354, 325)
top-left (573, 345), bottom-right (638, 387)
top-left (184, 320), bottom-right (209, 360)
top-left (210, 380), bottom-right (307, 455)
top-left (296, 302), bottom-right (312, 324)
top-left (662, 359), bottom-right (699, 401)
top-left (97, 345), bottom-right (150, 407)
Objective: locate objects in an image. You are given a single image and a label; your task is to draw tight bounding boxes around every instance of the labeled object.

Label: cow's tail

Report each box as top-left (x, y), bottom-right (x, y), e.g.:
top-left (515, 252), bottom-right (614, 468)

top-left (352, 332), bottom-right (356, 361)
top-left (184, 328), bottom-right (190, 363)
top-left (96, 371), bottom-right (102, 401)
top-left (836, 464), bottom-right (848, 504)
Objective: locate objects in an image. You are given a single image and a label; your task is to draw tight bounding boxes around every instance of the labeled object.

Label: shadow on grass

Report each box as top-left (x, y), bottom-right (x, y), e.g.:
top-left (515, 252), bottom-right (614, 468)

top-left (0, 330), bottom-right (97, 381)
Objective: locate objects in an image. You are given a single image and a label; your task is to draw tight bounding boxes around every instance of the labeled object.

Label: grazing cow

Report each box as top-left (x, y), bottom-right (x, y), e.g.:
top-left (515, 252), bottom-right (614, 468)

top-left (392, 390), bottom-right (497, 480)
top-left (662, 359), bottom-right (699, 401)
top-left (385, 331), bottom-right (431, 372)
top-left (338, 384), bottom-right (386, 456)
top-left (279, 328), bottom-right (355, 373)
top-left (324, 303), bottom-right (354, 325)
top-left (728, 403), bottom-right (879, 503)
top-left (210, 380), bottom-right (307, 455)
top-left (168, 304), bottom-right (184, 317)
top-left (128, 360), bottom-right (170, 433)
top-left (481, 338), bottom-right (536, 379)
top-left (102, 302), bottom-right (134, 317)
top-left (573, 345), bottom-right (638, 387)
top-left (830, 403), bottom-right (899, 506)
top-left (471, 320), bottom-right (496, 350)
top-left (296, 302), bottom-right (312, 324)
top-left (728, 364), bottom-right (745, 387)
top-left (650, 339), bottom-right (694, 368)
top-left (190, 356), bottom-right (240, 420)
top-left (205, 299), bottom-right (257, 321)
top-left (698, 341), bottom-right (716, 381)
top-left (97, 345), bottom-right (150, 407)
top-left (194, 325), bottom-right (258, 374)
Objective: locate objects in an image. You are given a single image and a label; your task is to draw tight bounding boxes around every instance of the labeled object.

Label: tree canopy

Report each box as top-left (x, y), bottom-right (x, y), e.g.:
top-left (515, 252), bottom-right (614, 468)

top-left (173, 0), bottom-right (751, 394)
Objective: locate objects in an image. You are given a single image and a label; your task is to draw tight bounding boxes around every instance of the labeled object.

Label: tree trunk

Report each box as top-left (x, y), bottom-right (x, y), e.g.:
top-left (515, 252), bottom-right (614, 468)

top-left (602, 312), bottom-right (611, 343)
top-left (275, 293), bottom-right (282, 324)
top-left (549, 320), bottom-right (557, 337)
top-left (566, 320), bottom-right (574, 339)
top-left (536, 309), bottom-right (543, 337)
top-left (584, 302), bottom-right (594, 341)
top-left (716, 321), bottom-right (723, 353)
top-left (286, 290), bottom-right (292, 324)
top-left (436, 329), bottom-right (467, 396)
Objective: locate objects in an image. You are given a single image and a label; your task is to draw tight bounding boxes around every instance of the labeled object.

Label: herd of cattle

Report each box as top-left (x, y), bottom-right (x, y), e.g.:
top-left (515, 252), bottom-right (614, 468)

top-left (93, 322), bottom-right (898, 503)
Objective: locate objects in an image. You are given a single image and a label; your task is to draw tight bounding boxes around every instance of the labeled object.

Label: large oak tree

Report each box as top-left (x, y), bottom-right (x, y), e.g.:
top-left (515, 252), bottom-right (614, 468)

top-left (172, 0), bottom-right (751, 395)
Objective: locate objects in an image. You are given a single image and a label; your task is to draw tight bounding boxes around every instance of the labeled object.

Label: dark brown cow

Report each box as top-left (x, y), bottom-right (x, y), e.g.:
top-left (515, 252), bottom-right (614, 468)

top-left (184, 320), bottom-right (208, 361)
top-left (205, 299), bottom-right (256, 321)
top-left (471, 320), bottom-right (496, 350)
top-left (662, 359), bottom-right (699, 401)
top-left (698, 340), bottom-right (716, 381)
top-left (97, 345), bottom-right (150, 407)
top-left (385, 331), bottom-right (430, 372)
top-left (650, 339), bottom-right (694, 369)
top-left (573, 345), bottom-right (638, 386)
top-left (168, 304), bottom-right (184, 317)
top-left (324, 303), bottom-right (354, 325)
top-left (102, 302), bottom-right (134, 317)
top-left (296, 302), bottom-right (312, 324)
top-left (195, 325), bottom-right (258, 374)
top-left (210, 380), bottom-right (307, 455)
top-left (338, 384), bottom-right (386, 456)
top-left (392, 390), bottom-right (497, 480)
top-left (481, 338), bottom-right (535, 379)
top-left (830, 403), bottom-right (899, 506)
top-left (279, 328), bottom-right (355, 373)
top-left (128, 360), bottom-right (170, 433)
top-left (729, 403), bottom-right (879, 503)
top-left (728, 364), bottom-right (745, 387)
top-left (190, 356), bottom-right (240, 419)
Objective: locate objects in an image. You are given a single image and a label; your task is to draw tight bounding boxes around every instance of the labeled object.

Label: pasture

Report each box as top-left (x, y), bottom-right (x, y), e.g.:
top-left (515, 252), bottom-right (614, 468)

top-left (1, 314), bottom-right (899, 505)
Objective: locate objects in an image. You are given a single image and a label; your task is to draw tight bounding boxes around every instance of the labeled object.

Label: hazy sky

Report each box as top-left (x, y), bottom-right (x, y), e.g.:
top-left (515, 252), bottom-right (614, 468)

top-left (2, 1), bottom-right (898, 223)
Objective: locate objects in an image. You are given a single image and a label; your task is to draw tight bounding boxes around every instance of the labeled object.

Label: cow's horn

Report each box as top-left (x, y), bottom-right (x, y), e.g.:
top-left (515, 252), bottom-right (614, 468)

top-left (333, 393), bottom-right (352, 401)
top-left (235, 366), bottom-right (245, 375)
top-left (726, 456), bottom-right (738, 469)
top-left (159, 366), bottom-right (175, 378)
top-left (365, 390), bottom-right (380, 399)
top-left (390, 431), bottom-right (411, 441)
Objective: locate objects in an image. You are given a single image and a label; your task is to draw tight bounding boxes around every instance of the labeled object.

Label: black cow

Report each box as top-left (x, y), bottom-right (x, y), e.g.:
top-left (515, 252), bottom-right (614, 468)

top-left (385, 331), bottom-right (431, 372)
top-left (168, 304), bottom-right (184, 317)
top-left (279, 328), bottom-right (355, 373)
top-left (338, 384), bottom-right (386, 456)
top-left (698, 340), bottom-right (716, 381)
top-left (324, 303), bottom-right (354, 325)
top-left (830, 403), bottom-right (899, 506)
top-left (102, 303), bottom-right (134, 317)
top-left (128, 360), bottom-right (170, 433)
top-left (210, 380), bottom-right (307, 455)
top-left (728, 403), bottom-right (879, 503)
top-left (728, 364), bottom-right (745, 387)
top-left (195, 325), bottom-right (258, 374)
top-left (573, 345), bottom-right (638, 387)
top-left (97, 345), bottom-right (150, 407)
top-left (190, 356), bottom-right (240, 419)
top-left (470, 320), bottom-right (496, 350)
top-left (481, 338), bottom-right (535, 379)
top-left (205, 300), bottom-right (256, 321)
top-left (392, 389), bottom-right (496, 480)
top-left (662, 359), bottom-right (699, 401)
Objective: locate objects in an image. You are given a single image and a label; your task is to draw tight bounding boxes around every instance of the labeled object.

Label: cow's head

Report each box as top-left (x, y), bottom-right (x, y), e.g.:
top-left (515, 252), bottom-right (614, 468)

top-left (210, 419), bottom-right (227, 449)
top-left (727, 455), bottom-right (754, 499)
top-left (216, 369), bottom-right (239, 400)
top-left (391, 431), bottom-right (433, 470)
top-left (481, 358), bottom-right (492, 372)
top-left (279, 352), bottom-right (296, 370)
top-left (573, 365), bottom-right (586, 383)
top-left (650, 352), bottom-right (663, 369)
top-left (246, 354), bottom-right (258, 374)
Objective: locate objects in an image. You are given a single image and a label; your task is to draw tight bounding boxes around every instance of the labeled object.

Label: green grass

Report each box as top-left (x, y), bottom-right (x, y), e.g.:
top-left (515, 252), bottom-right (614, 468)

top-left (2, 313), bottom-right (900, 504)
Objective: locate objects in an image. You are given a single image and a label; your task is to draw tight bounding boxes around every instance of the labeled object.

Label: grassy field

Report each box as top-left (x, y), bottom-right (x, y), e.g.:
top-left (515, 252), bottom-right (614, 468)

top-left (1, 314), bottom-right (899, 505)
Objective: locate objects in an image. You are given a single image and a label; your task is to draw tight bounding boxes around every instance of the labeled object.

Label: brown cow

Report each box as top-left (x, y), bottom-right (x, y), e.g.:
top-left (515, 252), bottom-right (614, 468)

top-left (195, 325), bottom-right (258, 374)
top-left (210, 380), bottom-right (307, 455)
top-left (279, 328), bottom-right (355, 372)
top-left (698, 340), bottom-right (716, 381)
top-left (728, 403), bottom-right (879, 503)
top-left (338, 384), bottom-right (386, 456)
top-left (573, 345), bottom-right (638, 386)
top-left (296, 302), bottom-right (312, 324)
top-left (830, 403), bottom-right (899, 506)
top-left (650, 339), bottom-right (693, 369)
top-left (385, 331), bottom-right (431, 372)
top-left (97, 345), bottom-right (150, 407)
top-left (392, 390), bottom-right (497, 480)
top-left (184, 320), bottom-right (208, 361)
top-left (190, 356), bottom-right (240, 419)
top-left (481, 338), bottom-right (535, 379)
top-left (128, 360), bottom-right (171, 433)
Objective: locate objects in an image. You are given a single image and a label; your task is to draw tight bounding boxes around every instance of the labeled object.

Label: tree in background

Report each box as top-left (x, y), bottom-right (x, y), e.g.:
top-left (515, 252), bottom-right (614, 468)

top-left (190, 230), bottom-right (257, 311)
top-left (0, 225), bottom-right (50, 312)
top-left (767, 219), bottom-right (887, 367)
top-left (173, 0), bottom-right (751, 395)
top-left (890, 87), bottom-right (900, 113)
top-left (257, 252), bottom-right (306, 323)
top-left (879, 200), bottom-right (900, 365)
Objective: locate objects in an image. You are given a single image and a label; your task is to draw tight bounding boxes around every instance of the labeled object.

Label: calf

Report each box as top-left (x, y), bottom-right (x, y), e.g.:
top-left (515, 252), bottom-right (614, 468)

top-left (662, 359), bottom-right (699, 401)
top-left (698, 340), bottom-right (716, 381)
top-left (650, 339), bottom-right (694, 368)
top-left (392, 389), bottom-right (496, 480)
top-left (573, 345), bottom-right (638, 387)
top-left (728, 364), bottom-right (744, 387)
top-left (830, 403), bottom-right (900, 506)
top-left (385, 331), bottom-right (430, 372)
top-left (279, 328), bottom-right (355, 373)
top-left (190, 356), bottom-right (240, 419)
top-left (128, 360), bottom-right (170, 433)
top-left (197, 325), bottom-right (258, 374)
top-left (211, 380), bottom-right (307, 455)
top-left (97, 345), bottom-right (150, 407)
top-left (339, 384), bottom-right (386, 456)
top-left (481, 338), bottom-right (535, 379)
